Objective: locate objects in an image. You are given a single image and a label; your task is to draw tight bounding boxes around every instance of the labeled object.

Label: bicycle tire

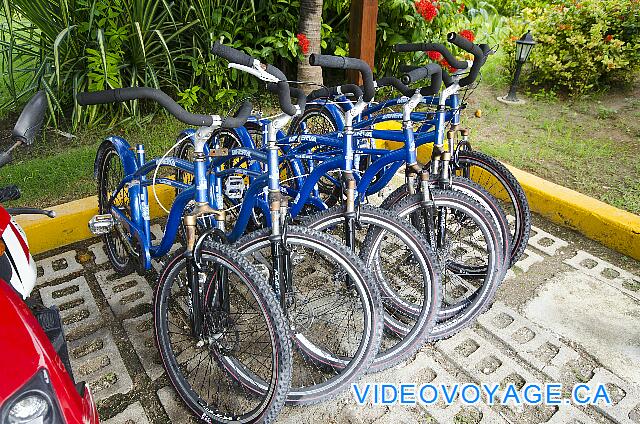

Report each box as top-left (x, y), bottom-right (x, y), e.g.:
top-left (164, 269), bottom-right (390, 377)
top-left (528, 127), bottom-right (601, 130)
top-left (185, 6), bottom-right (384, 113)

top-left (390, 190), bottom-right (504, 340)
top-left (233, 225), bottom-right (383, 405)
top-left (154, 245), bottom-right (292, 424)
top-left (380, 176), bottom-right (511, 279)
top-left (452, 150), bottom-right (530, 266)
top-left (95, 142), bottom-right (136, 275)
top-left (302, 204), bottom-right (442, 372)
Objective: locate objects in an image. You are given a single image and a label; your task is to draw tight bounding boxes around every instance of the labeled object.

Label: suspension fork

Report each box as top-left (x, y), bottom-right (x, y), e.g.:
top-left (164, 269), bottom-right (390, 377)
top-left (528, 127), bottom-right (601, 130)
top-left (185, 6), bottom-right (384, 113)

top-left (268, 191), bottom-right (290, 310)
top-left (183, 204), bottom-right (225, 339)
top-left (341, 172), bottom-right (358, 291)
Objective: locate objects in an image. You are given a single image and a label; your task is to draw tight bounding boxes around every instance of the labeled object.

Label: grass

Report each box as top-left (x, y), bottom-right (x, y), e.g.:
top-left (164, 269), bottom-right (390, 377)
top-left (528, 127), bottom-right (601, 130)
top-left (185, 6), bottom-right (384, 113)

top-left (458, 53), bottom-right (640, 215)
top-left (0, 116), bottom-right (185, 208)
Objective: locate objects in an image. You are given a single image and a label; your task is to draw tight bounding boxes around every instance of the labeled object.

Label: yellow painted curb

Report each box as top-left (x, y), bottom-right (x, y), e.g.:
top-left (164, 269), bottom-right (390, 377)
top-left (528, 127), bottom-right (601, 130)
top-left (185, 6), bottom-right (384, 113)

top-left (505, 165), bottom-right (640, 261)
top-left (17, 185), bottom-right (175, 255)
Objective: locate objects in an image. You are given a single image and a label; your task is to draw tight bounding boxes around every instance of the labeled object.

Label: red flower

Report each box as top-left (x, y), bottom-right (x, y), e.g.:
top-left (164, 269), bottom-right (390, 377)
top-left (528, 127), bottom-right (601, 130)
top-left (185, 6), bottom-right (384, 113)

top-left (439, 58), bottom-right (457, 73)
top-left (459, 29), bottom-right (475, 42)
top-left (416, 0), bottom-right (438, 22)
top-left (427, 50), bottom-right (442, 61)
top-left (604, 34), bottom-right (613, 42)
top-left (296, 33), bottom-right (310, 55)
top-left (458, 3), bottom-right (465, 12)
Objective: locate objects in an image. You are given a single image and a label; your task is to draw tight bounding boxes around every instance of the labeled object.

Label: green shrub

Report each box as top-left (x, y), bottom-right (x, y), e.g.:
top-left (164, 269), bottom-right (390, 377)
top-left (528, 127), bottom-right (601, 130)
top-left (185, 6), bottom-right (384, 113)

top-left (1, 0), bottom-right (509, 128)
top-left (488, 0), bottom-right (549, 17)
top-left (506, 0), bottom-right (640, 94)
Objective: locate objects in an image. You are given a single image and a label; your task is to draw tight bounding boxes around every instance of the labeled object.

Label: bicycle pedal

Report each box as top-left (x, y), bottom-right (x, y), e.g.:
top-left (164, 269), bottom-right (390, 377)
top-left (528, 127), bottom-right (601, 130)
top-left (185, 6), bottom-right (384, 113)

top-left (88, 214), bottom-right (114, 235)
top-left (224, 176), bottom-right (245, 199)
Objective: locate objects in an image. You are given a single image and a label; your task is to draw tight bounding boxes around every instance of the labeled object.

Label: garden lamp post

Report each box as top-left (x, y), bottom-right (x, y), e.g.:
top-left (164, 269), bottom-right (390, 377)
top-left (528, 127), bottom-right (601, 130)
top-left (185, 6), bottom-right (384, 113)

top-left (498, 30), bottom-right (536, 105)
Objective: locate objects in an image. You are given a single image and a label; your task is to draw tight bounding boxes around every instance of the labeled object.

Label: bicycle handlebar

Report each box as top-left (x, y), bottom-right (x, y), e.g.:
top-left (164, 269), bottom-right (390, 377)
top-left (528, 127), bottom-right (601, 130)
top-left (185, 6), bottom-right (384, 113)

top-left (309, 54), bottom-right (375, 102)
top-left (211, 42), bottom-right (287, 82)
top-left (76, 87), bottom-right (252, 128)
top-left (393, 42), bottom-right (468, 70)
top-left (307, 84), bottom-right (363, 101)
top-left (446, 32), bottom-right (485, 87)
top-left (211, 42), bottom-right (304, 116)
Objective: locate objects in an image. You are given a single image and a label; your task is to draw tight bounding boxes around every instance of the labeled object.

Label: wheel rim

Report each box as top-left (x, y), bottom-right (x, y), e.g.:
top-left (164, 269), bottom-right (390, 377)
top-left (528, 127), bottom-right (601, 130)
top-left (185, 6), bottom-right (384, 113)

top-left (160, 252), bottom-right (279, 422)
top-left (100, 149), bottom-right (132, 269)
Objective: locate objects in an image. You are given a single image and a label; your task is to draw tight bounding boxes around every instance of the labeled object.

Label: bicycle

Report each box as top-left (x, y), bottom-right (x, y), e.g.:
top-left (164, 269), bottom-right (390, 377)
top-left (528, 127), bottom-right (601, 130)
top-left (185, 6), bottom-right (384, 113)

top-left (283, 37), bottom-right (509, 339)
top-left (290, 33), bottom-right (530, 268)
top-left (76, 88), bottom-right (292, 424)
top-left (174, 48), bottom-right (445, 375)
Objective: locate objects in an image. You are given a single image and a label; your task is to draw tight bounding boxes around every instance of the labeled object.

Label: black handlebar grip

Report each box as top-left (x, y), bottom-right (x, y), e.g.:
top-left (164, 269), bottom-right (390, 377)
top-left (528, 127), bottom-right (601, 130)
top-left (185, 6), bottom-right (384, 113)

top-left (376, 77), bottom-right (414, 97)
top-left (265, 64), bottom-right (287, 82)
top-left (393, 43), bottom-right (468, 70)
top-left (221, 101), bottom-right (253, 129)
top-left (289, 87), bottom-right (307, 114)
top-left (267, 81), bottom-right (297, 116)
top-left (77, 87), bottom-right (215, 126)
top-left (446, 32), bottom-right (483, 56)
top-left (211, 42), bottom-right (254, 68)
top-left (400, 63), bottom-right (443, 96)
top-left (76, 90), bottom-right (118, 106)
top-left (401, 66), bottom-right (432, 85)
top-left (447, 32), bottom-right (486, 87)
top-left (309, 54), bottom-right (375, 102)
top-left (441, 69), bottom-right (454, 87)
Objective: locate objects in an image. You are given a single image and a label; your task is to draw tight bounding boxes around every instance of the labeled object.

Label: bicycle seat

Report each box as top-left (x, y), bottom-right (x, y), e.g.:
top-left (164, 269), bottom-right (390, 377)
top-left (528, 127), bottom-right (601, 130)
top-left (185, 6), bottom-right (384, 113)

top-left (12, 91), bottom-right (47, 145)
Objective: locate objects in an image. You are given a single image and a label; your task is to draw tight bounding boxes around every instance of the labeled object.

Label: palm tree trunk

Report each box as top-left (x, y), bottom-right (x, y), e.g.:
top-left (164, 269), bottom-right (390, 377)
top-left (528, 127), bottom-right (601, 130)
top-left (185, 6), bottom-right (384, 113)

top-left (297, 0), bottom-right (324, 87)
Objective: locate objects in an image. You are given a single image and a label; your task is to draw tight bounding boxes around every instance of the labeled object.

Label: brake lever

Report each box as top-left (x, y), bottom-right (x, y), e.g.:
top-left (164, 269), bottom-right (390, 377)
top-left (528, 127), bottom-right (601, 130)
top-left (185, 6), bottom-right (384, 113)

top-left (6, 207), bottom-right (56, 218)
top-left (228, 62), bottom-right (280, 83)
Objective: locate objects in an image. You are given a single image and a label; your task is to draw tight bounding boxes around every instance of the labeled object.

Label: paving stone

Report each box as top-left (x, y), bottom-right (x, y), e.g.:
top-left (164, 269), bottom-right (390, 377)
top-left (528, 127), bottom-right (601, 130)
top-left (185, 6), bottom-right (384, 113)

top-left (88, 242), bottom-right (109, 266)
top-left (122, 313), bottom-right (163, 380)
top-left (96, 270), bottom-right (153, 317)
top-left (37, 250), bottom-right (83, 283)
top-left (527, 225), bottom-right (569, 256)
top-left (506, 248), bottom-right (546, 280)
top-left (565, 250), bottom-right (640, 301)
top-left (39, 276), bottom-right (100, 337)
top-left (586, 367), bottom-right (640, 423)
top-left (157, 386), bottom-right (195, 423)
top-left (478, 302), bottom-right (580, 380)
top-left (544, 404), bottom-right (596, 424)
top-left (421, 357), bottom-right (508, 423)
top-left (103, 402), bottom-right (151, 424)
top-left (437, 328), bottom-right (588, 422)
top-left (68, 328), bottom-right (133, 402)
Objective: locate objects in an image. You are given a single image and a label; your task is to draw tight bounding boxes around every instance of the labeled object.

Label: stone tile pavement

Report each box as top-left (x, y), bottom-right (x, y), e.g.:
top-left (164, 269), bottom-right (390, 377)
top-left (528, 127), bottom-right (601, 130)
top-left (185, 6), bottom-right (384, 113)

top-left (32, 215), bottom-right (640, 423)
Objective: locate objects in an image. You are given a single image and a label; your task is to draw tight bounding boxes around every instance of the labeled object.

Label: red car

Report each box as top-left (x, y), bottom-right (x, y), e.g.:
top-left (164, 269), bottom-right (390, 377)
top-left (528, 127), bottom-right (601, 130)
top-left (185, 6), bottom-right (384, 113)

top-left (0, 91), bottom-right (99, 423)
top-left (0, 280), bottom-right (99, 424)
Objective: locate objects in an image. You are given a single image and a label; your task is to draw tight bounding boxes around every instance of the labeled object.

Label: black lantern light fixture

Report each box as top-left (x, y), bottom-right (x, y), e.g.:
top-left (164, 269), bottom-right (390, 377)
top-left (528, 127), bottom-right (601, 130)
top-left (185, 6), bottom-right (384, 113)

top-left (498, 30), bottom-right (536, 105)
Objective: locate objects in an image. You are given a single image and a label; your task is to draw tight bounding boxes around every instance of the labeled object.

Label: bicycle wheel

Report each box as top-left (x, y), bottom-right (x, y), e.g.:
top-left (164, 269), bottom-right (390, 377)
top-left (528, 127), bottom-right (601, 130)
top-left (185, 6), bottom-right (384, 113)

top-left (380, 176), bottom-right (511, 278)
top-left (154, 245), bottom-right (292, 424)
top-left (96, 142), bottom-right (135, 275)
top-left (234, 225), bottom-right (383, 405)
top-left (302, 205), bottom-right (442, 372)
top-left (390, 190), bottom-right (504, 340)
top-left (453, 149), bottom-right (530, 266)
